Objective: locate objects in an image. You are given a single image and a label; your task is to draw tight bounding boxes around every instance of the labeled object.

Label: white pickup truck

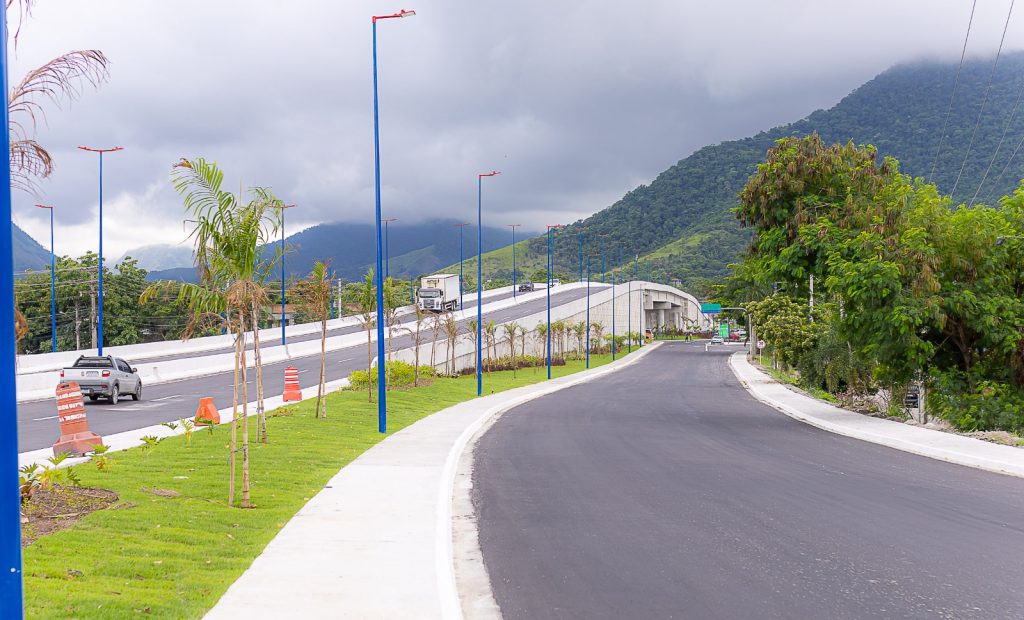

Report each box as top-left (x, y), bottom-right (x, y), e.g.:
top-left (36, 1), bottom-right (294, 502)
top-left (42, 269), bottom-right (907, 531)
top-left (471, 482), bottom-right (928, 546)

top-left (60, 355), bottom-right (142, 404)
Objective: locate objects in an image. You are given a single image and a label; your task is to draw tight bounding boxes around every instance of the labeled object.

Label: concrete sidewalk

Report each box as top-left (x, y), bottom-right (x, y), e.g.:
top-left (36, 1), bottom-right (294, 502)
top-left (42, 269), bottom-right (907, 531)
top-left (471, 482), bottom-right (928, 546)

top-left (730, 352), bottom-right (1024, 478)
top-left (204, 344), bottom-right (660, 620)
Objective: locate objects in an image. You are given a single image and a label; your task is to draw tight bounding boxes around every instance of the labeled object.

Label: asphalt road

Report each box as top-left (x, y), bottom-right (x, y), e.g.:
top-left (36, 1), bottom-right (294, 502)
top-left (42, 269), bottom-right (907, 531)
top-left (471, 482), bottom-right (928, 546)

top-left (83, 288), bottom-right (522, 366)
top-left (473, 341), bottom-right (1024, 619)
top-left (18, 285), bottom-right (604, 451)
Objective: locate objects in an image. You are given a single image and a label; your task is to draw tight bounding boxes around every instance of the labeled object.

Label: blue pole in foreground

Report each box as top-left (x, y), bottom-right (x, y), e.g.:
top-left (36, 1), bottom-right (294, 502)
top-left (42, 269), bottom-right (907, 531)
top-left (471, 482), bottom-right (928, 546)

top-left (477, 176), bottom-right (483, 396)
top-left (0, 5), bottom-right (26, 611)
top-left (611, 260), bottom-right (617, 361)
top-left (458, 225), bottom-right (464, 310)
top-left (371, 16), bottom-right (387, 433)
top-left (98, 151), bottom-right (104, 355)
top-left (49, 209), bottom-right (56, 352)
top-left (586, 255), bottom-right (591, 369)
top-left (547, 227), bottom-right (553, 379)
top-left (280, 208), bottom-right (286, 346)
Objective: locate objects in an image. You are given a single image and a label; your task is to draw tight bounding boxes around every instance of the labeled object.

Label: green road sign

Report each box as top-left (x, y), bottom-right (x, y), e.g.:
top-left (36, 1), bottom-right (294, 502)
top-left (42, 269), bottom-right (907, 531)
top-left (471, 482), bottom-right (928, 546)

top-left (719, 324), bottom-right (730, 339)
top-left (700, 303), bottom-right (721, 314)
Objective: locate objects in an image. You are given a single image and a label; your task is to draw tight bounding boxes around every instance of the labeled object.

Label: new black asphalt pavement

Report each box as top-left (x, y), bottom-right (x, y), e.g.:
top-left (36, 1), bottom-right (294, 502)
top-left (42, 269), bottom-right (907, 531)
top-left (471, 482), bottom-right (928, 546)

top-left (473, 341), bottom-right (1024, 619)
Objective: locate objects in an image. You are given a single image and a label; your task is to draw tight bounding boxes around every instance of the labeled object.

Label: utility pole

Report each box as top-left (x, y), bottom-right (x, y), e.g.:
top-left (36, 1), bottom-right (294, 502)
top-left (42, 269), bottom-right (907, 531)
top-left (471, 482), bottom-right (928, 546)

top-left (89, 283), bottom-right (97, 350)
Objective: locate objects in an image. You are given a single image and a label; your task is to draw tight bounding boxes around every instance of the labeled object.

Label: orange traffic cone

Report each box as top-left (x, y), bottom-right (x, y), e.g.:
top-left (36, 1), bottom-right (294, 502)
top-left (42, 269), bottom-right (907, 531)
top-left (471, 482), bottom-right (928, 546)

top-left (195, 397), bottom-right (220, 426)
top-left (52, 382), bottom-right (103, 456)
top-left (283, 366), bottom-right (302, 401)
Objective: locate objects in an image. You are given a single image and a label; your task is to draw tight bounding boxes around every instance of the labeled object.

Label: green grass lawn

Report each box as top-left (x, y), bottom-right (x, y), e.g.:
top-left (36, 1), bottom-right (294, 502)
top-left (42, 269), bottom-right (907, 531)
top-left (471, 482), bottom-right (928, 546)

top-left (23, 352), bottom-right (626, 619)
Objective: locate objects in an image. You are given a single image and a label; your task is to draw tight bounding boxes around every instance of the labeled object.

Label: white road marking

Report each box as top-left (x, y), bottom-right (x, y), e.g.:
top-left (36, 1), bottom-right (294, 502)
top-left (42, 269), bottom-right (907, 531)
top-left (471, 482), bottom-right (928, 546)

top-left (338, 357), bottom-right (354, 363)
top-left (151, 395), bottom-right (180, 402)
top-left (31, 415), bottom-right (58, 421)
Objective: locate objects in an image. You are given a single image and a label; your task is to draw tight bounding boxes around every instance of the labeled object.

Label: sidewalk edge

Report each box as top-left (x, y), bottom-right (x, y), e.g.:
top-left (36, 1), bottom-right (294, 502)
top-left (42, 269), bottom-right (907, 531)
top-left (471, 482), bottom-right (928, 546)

top-left (728, 352), bottom-right (1024, 479)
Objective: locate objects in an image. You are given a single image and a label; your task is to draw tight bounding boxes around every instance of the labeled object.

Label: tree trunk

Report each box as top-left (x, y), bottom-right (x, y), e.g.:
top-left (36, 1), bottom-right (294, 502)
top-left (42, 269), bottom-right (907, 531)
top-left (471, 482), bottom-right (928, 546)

top-left (318, 317), bottom-right (327, 419)
top-left (229, 326), bottom-right (240, 506)
top-left (240, 320), bottom-right (252, 509)
top-left (366, 322), bottom-right (373, 403)
top-left (250, 301), bottom-right (268, 443)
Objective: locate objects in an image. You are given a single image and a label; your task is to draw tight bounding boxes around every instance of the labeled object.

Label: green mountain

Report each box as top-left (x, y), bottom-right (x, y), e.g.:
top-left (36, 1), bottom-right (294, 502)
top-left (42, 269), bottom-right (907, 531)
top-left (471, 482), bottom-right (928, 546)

top-left (146, 219), bottom-right (525, 283)
top-left (12, 222), bottom-right (51, 274)
top-left (460, 53), bottom-right (1024, 286)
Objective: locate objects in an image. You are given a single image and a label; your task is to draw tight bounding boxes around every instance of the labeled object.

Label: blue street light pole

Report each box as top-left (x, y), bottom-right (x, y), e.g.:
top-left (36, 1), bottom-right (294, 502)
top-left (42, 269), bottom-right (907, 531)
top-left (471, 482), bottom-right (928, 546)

top-left (371, 7), bottom-right (415, 433)
top-left (454, 222), bottom-right (468, 309)
top-left (78, 145), bottom-right (123, 356)
top-left (586, 253), bottom-right (594, 369)
top-left (627, 255), bottom-right (632, 354)
top-left (611, 256), bottom-right (617, 361)
top-left (630, 254), bottom-right (638, 346)
top-left (599, 235), bottom-right (607, 283)
top-left (507, 224), bottom-right (520, 299)
top-left (477, 171), bottom-right (500, 396)
top-left (383, 218), bottom-right (398, 278)
top-left (546, 225), bottom-right (560, 378)
top-left (1, 9), bottom-right (25, 609)
top-left (35, 204), bottom-right (56, 352)
top-left (275, 204), bottom-right (297, 346)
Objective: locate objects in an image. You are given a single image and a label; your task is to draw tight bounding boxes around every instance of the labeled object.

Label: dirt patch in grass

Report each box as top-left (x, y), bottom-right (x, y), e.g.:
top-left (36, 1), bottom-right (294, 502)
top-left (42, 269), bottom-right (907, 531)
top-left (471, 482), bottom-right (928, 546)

top-left (21, 486), bottom-right (119, 546)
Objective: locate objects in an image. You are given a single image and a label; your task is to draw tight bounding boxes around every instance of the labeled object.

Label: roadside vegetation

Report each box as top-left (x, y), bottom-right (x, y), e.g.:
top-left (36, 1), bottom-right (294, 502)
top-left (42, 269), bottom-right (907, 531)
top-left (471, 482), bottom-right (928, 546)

top-left (20, 353), bottom-right (623, 618)
top-left (725, 132), bottom-right (1024, 436)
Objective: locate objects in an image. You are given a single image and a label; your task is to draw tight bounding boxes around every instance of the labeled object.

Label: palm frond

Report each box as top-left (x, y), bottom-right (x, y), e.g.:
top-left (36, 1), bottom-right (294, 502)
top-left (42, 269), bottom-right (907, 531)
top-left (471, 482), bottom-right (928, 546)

top-left (8, 50), bottom-right (109, 141)
top-left (9, 138), bottom-right (52, 193)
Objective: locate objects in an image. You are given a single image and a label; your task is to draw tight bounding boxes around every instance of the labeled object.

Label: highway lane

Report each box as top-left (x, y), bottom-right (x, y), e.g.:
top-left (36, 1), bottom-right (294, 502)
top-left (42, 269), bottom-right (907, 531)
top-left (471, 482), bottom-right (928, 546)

top-left (49, 287), bottom-right (523, 367)
top-left (18, 285), bottom-right (604, 451)
top-left (473, 341), bottom-right (1024, 619)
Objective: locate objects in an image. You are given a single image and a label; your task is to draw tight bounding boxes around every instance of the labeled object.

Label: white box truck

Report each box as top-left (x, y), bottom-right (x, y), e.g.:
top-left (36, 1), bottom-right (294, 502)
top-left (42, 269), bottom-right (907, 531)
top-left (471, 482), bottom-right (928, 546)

top-left (417, 274), bottom-right (460, 312)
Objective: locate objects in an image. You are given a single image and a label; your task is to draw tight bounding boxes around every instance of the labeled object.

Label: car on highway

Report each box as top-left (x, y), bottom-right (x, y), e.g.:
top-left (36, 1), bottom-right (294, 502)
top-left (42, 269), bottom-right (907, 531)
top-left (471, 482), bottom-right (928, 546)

top-left (518, 282), bottom-right (535, 292)
top-left (60, 355), bottom-right (142, 404)
top-left (710, 335), bottom-right (724, 344)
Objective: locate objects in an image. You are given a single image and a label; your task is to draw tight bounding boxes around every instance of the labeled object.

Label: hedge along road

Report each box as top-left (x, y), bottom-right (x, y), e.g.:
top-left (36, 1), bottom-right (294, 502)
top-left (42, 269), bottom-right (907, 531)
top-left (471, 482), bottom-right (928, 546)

top-left (17, 285), bottom-right (602, 452)
top-left (473, 340), bottom-right (1024, 619)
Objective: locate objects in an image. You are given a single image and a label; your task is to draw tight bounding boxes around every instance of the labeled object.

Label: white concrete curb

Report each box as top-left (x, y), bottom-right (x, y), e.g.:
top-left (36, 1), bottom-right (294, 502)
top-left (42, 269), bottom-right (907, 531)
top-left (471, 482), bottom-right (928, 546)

top-left (729, 352), bottom-right (1024, 479)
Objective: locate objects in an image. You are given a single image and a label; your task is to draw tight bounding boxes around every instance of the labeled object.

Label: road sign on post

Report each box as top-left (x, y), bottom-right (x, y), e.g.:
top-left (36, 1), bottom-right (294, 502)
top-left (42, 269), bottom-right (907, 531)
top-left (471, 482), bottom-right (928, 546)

top-left (719, 324), bottom-right (730, 339)
top-left (700, 303), bottom-right (721, 314)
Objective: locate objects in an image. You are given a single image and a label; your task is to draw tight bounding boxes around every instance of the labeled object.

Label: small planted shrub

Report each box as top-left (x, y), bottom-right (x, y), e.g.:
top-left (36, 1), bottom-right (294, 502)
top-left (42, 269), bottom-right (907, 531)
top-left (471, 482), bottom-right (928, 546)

top-left (349, 361), bottom-right (435, 391)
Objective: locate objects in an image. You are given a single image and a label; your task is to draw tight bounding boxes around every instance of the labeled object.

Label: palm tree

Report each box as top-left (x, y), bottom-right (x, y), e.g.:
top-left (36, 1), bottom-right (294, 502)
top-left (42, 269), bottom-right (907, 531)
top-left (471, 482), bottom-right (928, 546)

top-left (502, 322), bottom-right (519, 359)
top-left (430, 313), bottom-right (443, 370)
top-left (355, 270), bottom-right (376, 402)
top-left (409, 303), bottom-right (426, 386)
top-left (590, 321), bottom-right (605, 354)
top-left (518, 323), bottom-right (529, 358)
top-left (533, 322), bottom-right (548, 358)
top-left (572, 321), bottom-right (587, 355)
top-left (467, 319), bottom-right (479, 373)
top-left (292, 261), bottom-right (331, 419)
top-left (161, 157), bottom-right (282, 508)
top-left (484, 320), bottom-right (498, 371)
top-left (442, 312), bottom-right (460, 375)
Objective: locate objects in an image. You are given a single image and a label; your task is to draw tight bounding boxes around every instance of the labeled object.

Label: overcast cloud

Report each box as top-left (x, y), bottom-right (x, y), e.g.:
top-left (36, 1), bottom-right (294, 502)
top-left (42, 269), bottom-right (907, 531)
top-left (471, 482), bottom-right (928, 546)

top-left (9, 0), bottom-right (1024, 258)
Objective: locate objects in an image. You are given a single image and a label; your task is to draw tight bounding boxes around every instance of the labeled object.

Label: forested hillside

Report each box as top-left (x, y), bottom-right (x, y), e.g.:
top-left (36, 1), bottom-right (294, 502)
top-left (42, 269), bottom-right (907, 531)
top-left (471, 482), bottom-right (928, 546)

top-left (463, 52), bottom-right (1024, 286)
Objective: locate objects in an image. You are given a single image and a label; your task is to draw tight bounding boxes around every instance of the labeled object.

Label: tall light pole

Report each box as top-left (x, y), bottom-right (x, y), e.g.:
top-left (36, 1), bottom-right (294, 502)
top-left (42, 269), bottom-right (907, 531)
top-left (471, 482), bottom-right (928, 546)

top-left (599, 234), bottom-right (608, 283)
top-left (476, 171), bottom-right (500, 396)
top-left (546, 224), bottom-right (561, 379)
top-left (634, 254), bottom-right (643, 348)
top-left (371, 7), bottom-right (415, 433)
top-left (507, 224), bottom-right (521, 298)
top-left (383, 217), bottom-right (398, 278)
top-left (454, 222), bottom-right (469, 309)
top-left (587, 252), bottom-right (599, 369)
top-left (611, 260), bottom-right (617, 361)
top-left (627, 252), bottom-right (632, 354)
top-left (273, 204), bottom-right (297, 346)
top-left (35, 204), bottom-right (57, 352)
top-left (78, 145), bottom-right (123, 356)
top-left (0, 7), bottom-right (25, 610)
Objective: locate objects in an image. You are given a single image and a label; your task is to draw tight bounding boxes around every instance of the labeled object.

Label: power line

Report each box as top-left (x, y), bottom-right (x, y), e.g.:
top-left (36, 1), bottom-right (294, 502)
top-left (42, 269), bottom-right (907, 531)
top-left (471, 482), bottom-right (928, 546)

top-left (930, 0), bottom-right (979, 182)
top-left (969, 67), bottom-right (1024, 206)
top-left (950, 0), bottom-right (1016, 198)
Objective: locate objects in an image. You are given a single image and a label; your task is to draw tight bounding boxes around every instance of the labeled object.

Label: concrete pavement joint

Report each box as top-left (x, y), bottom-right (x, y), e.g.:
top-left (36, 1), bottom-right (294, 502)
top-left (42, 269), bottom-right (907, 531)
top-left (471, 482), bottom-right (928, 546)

top-left (446, 343), bottom-right (662, 620)
top-left (729, 352), bottom-right (1024, 479)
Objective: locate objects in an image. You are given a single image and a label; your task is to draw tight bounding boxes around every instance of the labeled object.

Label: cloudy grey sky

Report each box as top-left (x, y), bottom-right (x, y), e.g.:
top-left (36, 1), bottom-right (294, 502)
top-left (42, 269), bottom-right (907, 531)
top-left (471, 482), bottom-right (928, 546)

top-left (9, 0), bottom-right (1024, 258)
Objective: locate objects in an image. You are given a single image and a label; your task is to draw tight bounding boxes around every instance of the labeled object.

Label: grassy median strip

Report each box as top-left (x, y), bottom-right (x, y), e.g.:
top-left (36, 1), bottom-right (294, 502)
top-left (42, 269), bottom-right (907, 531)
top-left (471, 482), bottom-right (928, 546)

top-left (23, 352), bottom-right (624, 619)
